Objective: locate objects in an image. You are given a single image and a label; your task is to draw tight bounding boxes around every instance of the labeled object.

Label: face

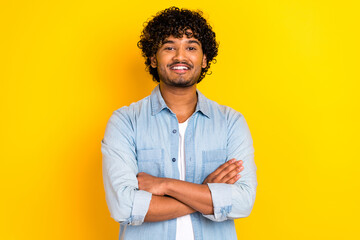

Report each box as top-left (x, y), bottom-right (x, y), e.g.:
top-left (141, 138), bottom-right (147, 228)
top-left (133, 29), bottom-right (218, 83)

top-left (150, 34), bottom-right (207, 87)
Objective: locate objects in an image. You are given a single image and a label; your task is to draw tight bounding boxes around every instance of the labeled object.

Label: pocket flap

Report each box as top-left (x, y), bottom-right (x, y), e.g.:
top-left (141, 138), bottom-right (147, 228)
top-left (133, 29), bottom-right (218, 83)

top-left (137, 149), bottom-right (163, 161)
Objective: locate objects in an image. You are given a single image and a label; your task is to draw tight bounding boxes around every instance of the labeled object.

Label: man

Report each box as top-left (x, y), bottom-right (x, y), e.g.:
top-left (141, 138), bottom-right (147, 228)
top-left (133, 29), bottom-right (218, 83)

top-left (101, 7), bottom-right (257, 240)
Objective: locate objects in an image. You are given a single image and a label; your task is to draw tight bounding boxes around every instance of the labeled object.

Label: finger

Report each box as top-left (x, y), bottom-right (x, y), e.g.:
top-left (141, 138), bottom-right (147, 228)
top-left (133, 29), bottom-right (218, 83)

top-left (215, 160), bottom-right (243, 180)
top-left (221, 165), bottom-right (244, 183)
top-left (209, 158), bottom-right (237, 176)
top-left (220, 164), bottom-right (243, 182)
top-left (202, 177), bottom-right (209, 184)
top-left (137, 172), bottom-right (147, 177)
top-left (219, 166), bottom-right (240, 183)
top-left (203, 159), bottom-right (243, 184)
top-left (226, 174), bottom-right (241, 184)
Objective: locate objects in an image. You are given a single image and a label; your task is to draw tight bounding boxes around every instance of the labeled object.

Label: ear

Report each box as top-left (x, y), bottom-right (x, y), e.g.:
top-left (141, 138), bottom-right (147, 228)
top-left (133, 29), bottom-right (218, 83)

top-left (202, 54), bottom-right (207, 68)
top-left (150, 56), bottom-right (157, 68)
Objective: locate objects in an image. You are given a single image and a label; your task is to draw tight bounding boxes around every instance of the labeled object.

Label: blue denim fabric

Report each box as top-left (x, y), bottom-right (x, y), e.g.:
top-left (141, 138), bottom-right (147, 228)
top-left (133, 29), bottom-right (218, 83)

top-left (101, 85), bottom-right (257, 240)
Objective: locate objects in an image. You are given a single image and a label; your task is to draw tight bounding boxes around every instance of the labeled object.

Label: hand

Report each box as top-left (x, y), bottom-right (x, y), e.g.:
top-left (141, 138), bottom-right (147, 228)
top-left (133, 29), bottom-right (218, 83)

top-left (137, 172), bottom-right (167, 196)
top-left (203, 158), bottom-right (244, 184)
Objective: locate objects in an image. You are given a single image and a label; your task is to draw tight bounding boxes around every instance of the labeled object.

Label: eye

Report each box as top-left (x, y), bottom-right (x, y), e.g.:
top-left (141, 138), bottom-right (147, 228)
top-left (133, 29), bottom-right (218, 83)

top-left (164, 47), bottom-right (174, 50)
top-left (188, 47), bottom-right (196, 51)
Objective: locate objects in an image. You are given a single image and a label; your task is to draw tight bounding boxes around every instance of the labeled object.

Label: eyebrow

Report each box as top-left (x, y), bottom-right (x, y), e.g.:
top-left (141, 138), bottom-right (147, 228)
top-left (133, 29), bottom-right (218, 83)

top-left (187, 40), bottom-right (201, 46)
top-left (161, 39), bottom-right (201, 46)
top-left (162, 40), bottom-right (175, 45)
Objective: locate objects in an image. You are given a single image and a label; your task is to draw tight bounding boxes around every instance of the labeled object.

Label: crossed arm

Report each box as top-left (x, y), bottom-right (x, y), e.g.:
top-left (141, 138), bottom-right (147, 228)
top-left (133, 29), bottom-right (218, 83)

top-left (138, 159), bottom-right (244, 222)
top-left (102, 109), bottom-right (256, 225)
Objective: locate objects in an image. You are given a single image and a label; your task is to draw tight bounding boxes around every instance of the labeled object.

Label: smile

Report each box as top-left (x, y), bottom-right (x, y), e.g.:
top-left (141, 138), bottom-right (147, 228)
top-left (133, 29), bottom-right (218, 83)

top-left (170, 65), bottom-right (190, 70)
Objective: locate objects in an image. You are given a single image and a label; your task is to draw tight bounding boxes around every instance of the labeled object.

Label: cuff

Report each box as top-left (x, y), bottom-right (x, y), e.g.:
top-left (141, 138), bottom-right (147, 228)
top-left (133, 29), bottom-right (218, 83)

top-left (202, 183), bottom-right (232, 222)
top-left (129, 190), bottom-right (152, 225)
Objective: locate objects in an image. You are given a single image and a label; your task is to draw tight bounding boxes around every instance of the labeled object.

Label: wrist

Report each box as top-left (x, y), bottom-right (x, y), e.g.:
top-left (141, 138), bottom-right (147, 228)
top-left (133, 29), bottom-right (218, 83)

top-left (162, 178), bottom-right (175, 196)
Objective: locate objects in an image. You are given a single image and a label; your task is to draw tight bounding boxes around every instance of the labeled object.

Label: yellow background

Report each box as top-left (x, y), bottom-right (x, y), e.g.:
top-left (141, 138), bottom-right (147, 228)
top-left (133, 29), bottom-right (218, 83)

top-left (1, 0), bottom-right (359, 239)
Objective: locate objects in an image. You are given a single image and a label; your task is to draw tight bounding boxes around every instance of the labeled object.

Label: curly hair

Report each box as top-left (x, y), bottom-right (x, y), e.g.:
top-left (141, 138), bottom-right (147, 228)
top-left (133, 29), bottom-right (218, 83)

top-left (137, 7), bottom-right (219, 83)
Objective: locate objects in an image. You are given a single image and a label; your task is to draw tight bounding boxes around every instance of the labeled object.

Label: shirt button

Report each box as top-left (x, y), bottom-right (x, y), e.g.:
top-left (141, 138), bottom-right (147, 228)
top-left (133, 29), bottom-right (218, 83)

top-left (172, 158), bottom-right (176, 162)
top-left (172, 129), bottom-right (177, 134)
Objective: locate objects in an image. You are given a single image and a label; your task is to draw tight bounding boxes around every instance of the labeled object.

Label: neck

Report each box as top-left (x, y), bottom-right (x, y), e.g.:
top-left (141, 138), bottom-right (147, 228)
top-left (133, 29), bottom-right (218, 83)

top-left (159, 82), bottom-right (198, 123)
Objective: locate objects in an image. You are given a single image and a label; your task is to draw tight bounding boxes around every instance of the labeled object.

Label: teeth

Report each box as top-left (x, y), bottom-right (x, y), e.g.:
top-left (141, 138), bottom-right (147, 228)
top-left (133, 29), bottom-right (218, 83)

top-left (172, 66), bottom-right (188, 70)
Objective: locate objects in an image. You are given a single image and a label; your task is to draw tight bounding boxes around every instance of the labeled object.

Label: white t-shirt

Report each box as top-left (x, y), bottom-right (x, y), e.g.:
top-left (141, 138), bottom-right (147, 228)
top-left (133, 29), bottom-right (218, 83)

top-left (175, 119), bottom-right (195, 240)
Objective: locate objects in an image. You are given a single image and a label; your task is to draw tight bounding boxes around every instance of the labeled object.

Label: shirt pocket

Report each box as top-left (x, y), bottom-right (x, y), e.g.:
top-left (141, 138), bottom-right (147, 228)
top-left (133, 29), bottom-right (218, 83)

top-left (137, 148), bottom-right (164, 177)
top-left (202, 149), bottom-right (227, 181)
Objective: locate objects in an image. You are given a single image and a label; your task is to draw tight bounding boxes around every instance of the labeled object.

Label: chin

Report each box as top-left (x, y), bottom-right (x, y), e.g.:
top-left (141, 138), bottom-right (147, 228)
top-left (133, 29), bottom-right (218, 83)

top-left (169, 79), bottom-right (196, 88)
top-left (167, 75), bottom-right (199, 86)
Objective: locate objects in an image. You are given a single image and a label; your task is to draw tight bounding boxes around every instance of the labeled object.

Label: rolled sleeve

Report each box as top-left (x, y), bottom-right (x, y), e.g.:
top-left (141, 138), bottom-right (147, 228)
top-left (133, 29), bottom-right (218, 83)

top-left (202, 183), bottom-right (232, 222)
top-left (102, 109), bottom-right (152, 226)
top-left (225, 110), bottom-right (257, 219)
top-left (202, 108), bottom-right (257, 222)
top-left (202, 110), bottom-right (257, 222)
top-left (130, 190), bottom-right (152, 225)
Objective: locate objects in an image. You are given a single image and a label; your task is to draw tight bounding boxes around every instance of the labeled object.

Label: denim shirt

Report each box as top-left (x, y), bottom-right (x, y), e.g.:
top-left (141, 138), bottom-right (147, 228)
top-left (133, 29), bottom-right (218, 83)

top-left (101, 85), bottom-right (257, 240)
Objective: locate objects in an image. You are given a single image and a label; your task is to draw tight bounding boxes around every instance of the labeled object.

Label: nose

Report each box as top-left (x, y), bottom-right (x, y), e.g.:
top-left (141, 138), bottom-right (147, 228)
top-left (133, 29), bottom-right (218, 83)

top-left (173, 47), bottom-right (186, 62)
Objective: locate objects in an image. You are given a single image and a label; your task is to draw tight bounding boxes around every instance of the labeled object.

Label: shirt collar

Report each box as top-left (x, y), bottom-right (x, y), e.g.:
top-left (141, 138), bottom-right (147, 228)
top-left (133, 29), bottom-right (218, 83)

top-left (150, 85), bottom-right (211, 118)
